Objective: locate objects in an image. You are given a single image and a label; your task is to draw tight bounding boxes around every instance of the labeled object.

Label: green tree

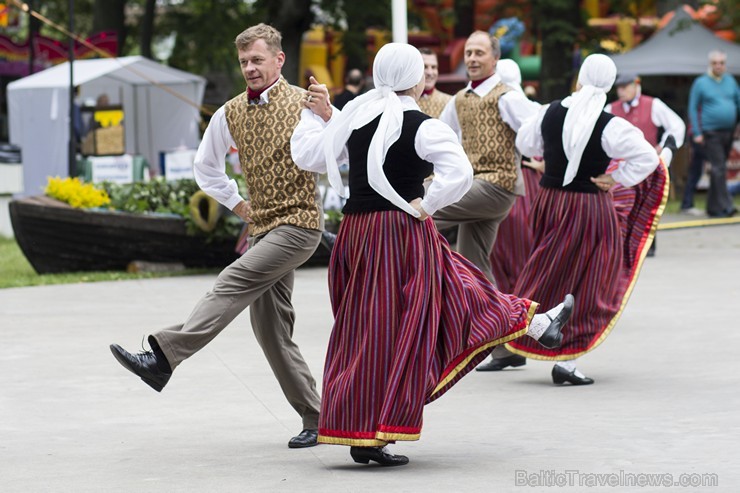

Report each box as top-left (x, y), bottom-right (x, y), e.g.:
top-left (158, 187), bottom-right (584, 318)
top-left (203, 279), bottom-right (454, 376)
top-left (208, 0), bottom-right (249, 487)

top-left (159, 1), bottom-right (257, 91)
top-left (93, 0), bottom-right (127, 55)
top-left (32, 0), bottom-right (94, 41)
top-left (317, 0), bottom-right (391, 72)
top-left (254, 0), bottom-right (315, 85)
top-left (531, 0), bottom-right (582, 101)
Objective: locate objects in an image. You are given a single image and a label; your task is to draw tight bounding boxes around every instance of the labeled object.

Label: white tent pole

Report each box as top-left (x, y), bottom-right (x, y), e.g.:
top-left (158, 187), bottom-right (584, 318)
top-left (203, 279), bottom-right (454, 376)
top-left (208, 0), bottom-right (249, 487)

top-left (392, 0), bottom-right (408, 43)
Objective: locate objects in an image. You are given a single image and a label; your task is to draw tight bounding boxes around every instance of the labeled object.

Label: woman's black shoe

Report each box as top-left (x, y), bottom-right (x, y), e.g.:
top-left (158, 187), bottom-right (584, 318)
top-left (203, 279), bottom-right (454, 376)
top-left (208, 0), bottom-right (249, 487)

top-left (538, 294), bottom-right (574, 349)
top-left (551, 365), bottom-right (594, 386)
top-left (476, 354), bottom-right (526, 371)
top-left (350, 446), bottom-right (409, 466)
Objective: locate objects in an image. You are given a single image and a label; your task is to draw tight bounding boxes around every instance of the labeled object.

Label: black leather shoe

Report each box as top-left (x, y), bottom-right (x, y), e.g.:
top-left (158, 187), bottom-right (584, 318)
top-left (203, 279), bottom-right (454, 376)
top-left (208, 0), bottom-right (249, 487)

top-left (320, 230), bottom-right (336, 254)
top-left (476, 354), bottom-right (526, 371)
top-left (110, 344), bottom-right (172, 392)
top-left (552, 365), bottom-right (594, 386)
top-left (646, 239), bottom-right (656, 257)
top-left (350, 446), bottom-right (409, 466)
top-left (537, 294), bottom-right (574, 349)
top-left (709, 208), bottom-right (737, 218)
top-left (288, 429), bottom-right (318, 448)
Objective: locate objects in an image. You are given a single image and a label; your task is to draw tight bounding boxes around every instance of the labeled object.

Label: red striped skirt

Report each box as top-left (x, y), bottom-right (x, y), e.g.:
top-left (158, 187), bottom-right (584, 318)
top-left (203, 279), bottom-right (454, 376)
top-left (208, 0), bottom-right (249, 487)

top-left (319, 211), bottom-right (537, 446)
top-left (490, 167), bottom-right (541, 292)
top-left (506, 162), bottom-right (669, 359)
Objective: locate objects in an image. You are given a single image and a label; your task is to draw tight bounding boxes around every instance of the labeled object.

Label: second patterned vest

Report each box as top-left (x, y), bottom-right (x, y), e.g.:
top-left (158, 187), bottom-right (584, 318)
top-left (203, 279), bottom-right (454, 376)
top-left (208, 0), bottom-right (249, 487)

top-left (418, 88), bottom-right (452, 118)
top-left (224, 77), bottom-right (322, 236)
top-left (454, 83), bottom-right (518, 192)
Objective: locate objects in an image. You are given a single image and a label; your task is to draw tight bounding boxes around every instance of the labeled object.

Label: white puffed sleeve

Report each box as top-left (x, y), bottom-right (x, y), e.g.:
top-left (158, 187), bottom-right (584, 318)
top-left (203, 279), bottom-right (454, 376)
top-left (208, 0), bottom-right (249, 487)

top-left (415, 118), bottom-right (473, 215)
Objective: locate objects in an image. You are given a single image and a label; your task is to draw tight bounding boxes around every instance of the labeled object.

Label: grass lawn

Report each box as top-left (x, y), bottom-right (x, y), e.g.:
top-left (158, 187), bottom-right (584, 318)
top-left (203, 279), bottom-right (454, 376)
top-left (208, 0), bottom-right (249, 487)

top-left (0, 236), bottom-right (215, 289)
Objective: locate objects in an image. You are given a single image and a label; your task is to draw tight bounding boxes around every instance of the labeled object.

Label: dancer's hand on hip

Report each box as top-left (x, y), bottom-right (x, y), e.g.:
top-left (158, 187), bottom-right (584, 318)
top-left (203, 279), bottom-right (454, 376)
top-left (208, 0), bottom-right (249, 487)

top-left (409, 198), bottom-right (429, 221)
top-left (590, 174), bottom-right (616, 192)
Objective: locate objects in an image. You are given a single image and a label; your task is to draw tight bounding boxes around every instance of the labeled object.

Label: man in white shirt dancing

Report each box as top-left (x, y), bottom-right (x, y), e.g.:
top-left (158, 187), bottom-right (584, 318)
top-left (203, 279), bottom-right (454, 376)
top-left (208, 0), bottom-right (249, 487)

top-left (435, 31), bottom-right (539, 282)
top-left (109, 23), bottom-right (329, 449)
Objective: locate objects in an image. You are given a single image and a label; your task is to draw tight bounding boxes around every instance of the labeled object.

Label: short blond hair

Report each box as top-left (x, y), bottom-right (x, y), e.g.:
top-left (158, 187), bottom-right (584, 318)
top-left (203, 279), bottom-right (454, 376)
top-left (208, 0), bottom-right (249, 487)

top-left (235, 23), bottom-right (282, 53)
top-left (468, 30), bottom-right (501, 58)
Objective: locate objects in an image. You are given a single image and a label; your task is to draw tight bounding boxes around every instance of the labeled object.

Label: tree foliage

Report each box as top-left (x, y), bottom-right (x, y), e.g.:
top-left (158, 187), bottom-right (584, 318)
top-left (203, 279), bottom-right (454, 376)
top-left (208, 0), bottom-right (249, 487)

top-left (158, 1), bottom-right (257, 84)
top-left (319, 0), bottom-right (391, 72)
top-left (28, 1), bottom-right (712, 108)
top-left (253, 0), bottom-right (314, 85)
top-left (530, 0), bottom-right (582, 101)
top-left (92, 0), bottom-right (126, 55)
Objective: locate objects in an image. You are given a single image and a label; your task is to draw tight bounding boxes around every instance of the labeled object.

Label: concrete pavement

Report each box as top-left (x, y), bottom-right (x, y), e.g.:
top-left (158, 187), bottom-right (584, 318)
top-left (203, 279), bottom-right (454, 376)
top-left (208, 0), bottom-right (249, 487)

top-left (1, 221), bottom-right (738, 492)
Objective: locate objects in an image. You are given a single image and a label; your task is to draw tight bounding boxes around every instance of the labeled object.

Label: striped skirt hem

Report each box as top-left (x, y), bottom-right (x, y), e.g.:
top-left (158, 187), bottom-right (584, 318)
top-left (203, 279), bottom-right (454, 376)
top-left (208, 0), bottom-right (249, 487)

top-left (319, 211), bottom-right (536, 443)
top-left (506, 160), bottom-right (669, 360)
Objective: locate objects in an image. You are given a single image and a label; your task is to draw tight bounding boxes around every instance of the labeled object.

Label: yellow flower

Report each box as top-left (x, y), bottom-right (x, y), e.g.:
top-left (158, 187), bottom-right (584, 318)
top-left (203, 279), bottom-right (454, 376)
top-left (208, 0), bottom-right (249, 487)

top-left (44, 176), bottom-right (111, 209)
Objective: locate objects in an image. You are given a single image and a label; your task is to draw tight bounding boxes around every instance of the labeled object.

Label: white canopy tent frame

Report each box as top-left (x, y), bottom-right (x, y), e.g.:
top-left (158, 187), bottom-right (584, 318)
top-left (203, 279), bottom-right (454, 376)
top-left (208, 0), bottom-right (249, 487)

top-left (7, 56), bottom-right (206, 196)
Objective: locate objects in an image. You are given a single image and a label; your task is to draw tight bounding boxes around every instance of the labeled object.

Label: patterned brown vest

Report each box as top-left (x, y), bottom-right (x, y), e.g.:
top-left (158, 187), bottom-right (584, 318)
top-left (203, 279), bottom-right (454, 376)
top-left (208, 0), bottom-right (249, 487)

top-left (418, 88), bottom-right (452, 118)
top-left (454, 82), bottom-right (518, 192)
top-left (224, 78), bottom-right (322, 236)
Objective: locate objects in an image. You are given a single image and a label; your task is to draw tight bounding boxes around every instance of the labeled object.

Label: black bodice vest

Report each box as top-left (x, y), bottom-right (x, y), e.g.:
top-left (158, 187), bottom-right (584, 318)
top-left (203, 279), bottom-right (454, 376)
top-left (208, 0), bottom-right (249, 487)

top-left (540, 100), bottom-right (615, 193)
top-left (343, 110), bottom-right (434, 213)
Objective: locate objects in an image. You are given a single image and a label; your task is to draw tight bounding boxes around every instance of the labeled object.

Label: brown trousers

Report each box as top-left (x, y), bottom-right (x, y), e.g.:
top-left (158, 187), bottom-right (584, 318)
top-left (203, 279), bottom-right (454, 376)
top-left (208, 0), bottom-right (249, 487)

top-left (433, 179), bottom-right (516, 284)
top-left (153, 225), bottom-right (322, 430)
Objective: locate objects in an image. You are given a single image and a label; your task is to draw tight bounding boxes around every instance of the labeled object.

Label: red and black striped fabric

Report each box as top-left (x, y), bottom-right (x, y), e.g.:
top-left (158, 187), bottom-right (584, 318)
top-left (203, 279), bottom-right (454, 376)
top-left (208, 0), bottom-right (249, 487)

top-left (318, 211), bottom-right (537, 446)
top-left (506, 161), bottom-right (669, 360)
top-left (490, 166), bottom-right (541, 292)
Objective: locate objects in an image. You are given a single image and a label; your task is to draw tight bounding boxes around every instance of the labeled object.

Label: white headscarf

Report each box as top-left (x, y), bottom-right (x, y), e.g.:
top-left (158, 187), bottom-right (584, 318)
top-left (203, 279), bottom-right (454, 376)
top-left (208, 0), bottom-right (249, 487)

top-left (496, 59), bottom-right (524, 93)
top-left (560, 54), bottom-right (617, 186)
top-left (323, 43), bottom-right (424, 217)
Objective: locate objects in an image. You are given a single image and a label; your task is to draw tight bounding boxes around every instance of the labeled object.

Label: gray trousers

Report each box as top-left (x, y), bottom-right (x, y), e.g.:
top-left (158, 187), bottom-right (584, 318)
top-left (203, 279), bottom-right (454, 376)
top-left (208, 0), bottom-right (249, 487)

top-left (152, 225), bottom-right (322, 430)
top-left (704, 130), bottom-right (735, 217)
top-left (434, 179), bottom-right (516, 284)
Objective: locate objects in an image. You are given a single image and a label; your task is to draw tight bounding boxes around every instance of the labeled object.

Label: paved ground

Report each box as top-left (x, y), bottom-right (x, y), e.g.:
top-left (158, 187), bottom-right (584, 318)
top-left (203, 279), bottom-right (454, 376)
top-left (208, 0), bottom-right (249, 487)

top-left (1, 218), bottom-right (738, 492)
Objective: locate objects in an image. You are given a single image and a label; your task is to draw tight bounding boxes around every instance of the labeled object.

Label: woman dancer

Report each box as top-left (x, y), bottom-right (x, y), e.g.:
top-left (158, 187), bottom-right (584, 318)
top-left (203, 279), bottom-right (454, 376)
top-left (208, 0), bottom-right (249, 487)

top-left (505, 54), bottom-right (671, 385)
top-left (291, 43), bottom-right (573, 466)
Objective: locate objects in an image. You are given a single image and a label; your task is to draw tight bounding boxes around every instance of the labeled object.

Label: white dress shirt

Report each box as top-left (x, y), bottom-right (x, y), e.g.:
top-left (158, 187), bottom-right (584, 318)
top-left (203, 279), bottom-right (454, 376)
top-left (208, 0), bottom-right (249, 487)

top-left (438, 73), bottom-right (541, 141)
top-left (516, 104), bottom-right (659, 187)
top-left (605, 96), bottom-right (686, 148)
top-left (291, 96), bottom-right (473, 216)
top-left (192, 79), bottom-right (283, 211)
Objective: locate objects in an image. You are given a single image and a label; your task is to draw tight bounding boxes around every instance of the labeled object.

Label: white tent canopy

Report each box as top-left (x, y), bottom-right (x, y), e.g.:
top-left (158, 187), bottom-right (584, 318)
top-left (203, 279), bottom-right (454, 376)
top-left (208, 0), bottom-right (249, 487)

top-left (8, 56), bottom-right (206, 196)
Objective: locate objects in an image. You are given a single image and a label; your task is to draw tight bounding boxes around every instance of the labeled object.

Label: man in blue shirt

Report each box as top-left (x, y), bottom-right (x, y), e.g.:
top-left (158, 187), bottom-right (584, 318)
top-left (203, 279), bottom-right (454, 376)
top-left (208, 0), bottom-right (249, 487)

top-left (688, 50), bottom-right (740, 217)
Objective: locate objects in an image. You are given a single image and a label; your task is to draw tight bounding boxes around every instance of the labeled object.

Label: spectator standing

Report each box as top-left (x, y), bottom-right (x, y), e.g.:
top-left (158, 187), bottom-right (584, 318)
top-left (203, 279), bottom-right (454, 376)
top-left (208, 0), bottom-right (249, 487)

top-left (333, 68), bottom-right (365, 110)
top-left (606, 72), bottom-right (685, 256)
top-left (687, 50), bottom-right (740, 218)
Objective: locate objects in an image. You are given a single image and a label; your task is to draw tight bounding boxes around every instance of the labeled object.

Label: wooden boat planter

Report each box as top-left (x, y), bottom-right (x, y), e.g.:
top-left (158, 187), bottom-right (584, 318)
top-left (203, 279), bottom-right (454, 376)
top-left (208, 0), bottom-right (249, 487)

top-left (9, 196), bottom-right (240, 274)
top-left (10, 196), bottom-right (330, 274)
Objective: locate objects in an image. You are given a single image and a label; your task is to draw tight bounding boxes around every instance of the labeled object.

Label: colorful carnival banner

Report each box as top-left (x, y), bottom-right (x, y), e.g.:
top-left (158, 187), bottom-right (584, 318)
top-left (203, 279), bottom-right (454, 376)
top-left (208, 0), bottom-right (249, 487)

top-left (0, 31), bottom-right (117, 73)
